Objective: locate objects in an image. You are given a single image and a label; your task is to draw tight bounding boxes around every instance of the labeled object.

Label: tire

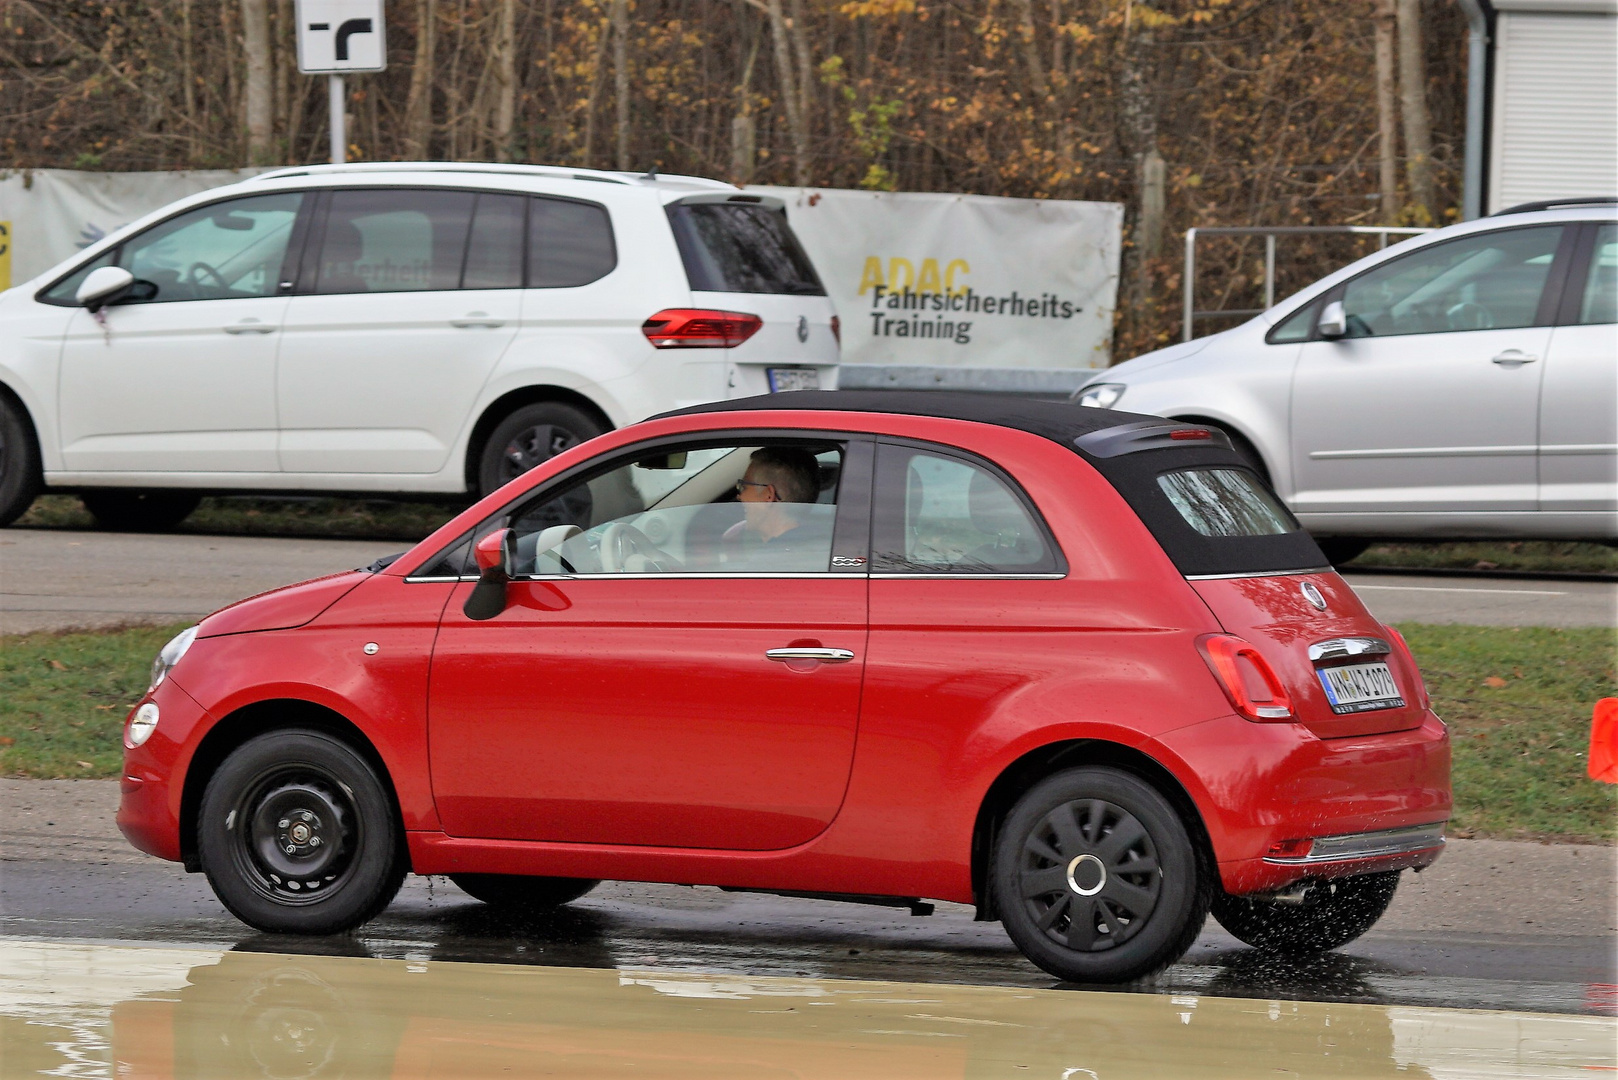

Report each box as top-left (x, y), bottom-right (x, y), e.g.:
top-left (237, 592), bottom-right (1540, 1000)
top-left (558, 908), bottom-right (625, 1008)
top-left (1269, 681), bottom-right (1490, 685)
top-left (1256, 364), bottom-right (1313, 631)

top-left (198, 730), bottom-right (406, 935)
top-left (81, 490), bottom-right (202, 532)
top-left (1314, 537), bottom-right (1372, 567)
top-left (477, 402), bottom-right (606, 498)
top-left (449, 873), bottom-right (599, 912)
top-left (1211, 871), bottom-right (1399, 955)
top-left (0, 393), bottom-right (43, 527)
top-left (992, 767), bottom-right (1208, 984)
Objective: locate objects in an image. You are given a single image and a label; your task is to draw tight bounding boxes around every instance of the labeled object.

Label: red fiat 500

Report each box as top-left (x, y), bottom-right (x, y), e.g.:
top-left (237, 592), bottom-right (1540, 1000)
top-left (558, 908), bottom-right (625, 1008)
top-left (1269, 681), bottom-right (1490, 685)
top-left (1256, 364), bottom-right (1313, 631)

top-left (118, 391), bottom-right (1450, 983)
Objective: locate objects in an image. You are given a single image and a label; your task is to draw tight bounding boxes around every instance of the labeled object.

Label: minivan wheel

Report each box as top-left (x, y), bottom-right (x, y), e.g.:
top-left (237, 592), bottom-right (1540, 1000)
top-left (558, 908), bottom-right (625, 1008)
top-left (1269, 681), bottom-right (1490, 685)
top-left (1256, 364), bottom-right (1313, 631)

top-left (1314, 537), bottom-right (1371, 566)
top-left (449, 874), bottom-right (600, 912)
top-left (81, 490), bottom-right (201, 532)
top-left (198, 730), bottom-right (406, 935)
top-left (0, 394), bottom-right (43, 527)
top-left (992, 767), bottom-right (1208, 984)
top-left (477, 402), bottom-right (606, 497)
top-left (1211, 871), bottom-right (1399, 955)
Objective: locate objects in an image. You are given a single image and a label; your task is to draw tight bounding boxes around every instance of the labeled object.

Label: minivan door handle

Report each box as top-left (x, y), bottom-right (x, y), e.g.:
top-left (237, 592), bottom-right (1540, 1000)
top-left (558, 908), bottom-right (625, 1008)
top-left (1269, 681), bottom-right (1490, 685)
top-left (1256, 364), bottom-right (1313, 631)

top-left (765, 647), bottom-right (856, 664)
top-left (223, 319), bottom-right (275, 335)
top-left (1491, 350), bottom-right (1538, 366)
top-left (452, 311), bottom-right (505, 329)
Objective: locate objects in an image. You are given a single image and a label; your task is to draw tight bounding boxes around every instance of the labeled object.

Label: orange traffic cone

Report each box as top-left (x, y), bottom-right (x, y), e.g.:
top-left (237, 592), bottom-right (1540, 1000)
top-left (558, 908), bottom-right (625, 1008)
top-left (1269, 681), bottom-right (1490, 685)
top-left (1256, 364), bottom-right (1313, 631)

top-left (1590, 698), bottom-right (1618, 784)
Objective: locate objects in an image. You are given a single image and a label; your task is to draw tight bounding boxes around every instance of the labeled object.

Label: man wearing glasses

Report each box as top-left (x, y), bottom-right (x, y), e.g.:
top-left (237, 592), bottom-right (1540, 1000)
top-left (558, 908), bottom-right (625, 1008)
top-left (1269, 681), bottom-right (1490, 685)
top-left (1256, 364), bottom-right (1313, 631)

top-left (726, 447), bottom-right (834, 571)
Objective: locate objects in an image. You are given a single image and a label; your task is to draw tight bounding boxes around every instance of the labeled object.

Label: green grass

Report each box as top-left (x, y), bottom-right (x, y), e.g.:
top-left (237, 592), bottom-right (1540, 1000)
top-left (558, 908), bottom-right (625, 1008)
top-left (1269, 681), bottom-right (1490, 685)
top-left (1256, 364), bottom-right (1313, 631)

top-left (18, 493), bottom-right (461, 542)
top-left (3, 621), bottom-right (1613, 843)
top-left (1348, 540), bottom-right (1617, 575)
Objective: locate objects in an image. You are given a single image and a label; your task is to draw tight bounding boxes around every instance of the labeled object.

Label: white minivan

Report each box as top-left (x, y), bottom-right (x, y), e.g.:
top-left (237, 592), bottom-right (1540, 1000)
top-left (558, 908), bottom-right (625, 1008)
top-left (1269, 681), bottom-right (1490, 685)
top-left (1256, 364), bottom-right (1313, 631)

top-left (0, 163), bottom-right (840, 530)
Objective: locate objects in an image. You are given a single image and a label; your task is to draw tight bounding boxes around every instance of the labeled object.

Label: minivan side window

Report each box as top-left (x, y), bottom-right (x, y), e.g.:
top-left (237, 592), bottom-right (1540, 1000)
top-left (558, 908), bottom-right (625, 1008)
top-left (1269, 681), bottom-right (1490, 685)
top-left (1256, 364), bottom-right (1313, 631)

top-left (312, 189), bottom-right (474, 294)
top-left (870, 443), bottom-right (1057, 574)
top-left (1338, 225), bottom-right (1563, 337)
top-left (462, 193), bottom-right (526, 290)
top-left (1579, 224), bottom-right (1616, 325)
top-left (666, 203), bottom-right (825, 295)
top-left (527, 196), bottom-right (616, 288)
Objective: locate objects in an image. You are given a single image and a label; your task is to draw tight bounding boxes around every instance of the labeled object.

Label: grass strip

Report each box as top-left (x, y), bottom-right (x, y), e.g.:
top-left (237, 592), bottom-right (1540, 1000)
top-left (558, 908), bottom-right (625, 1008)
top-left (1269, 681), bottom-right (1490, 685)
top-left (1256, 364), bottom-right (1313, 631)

top-left (1348, 540), bottom-right (1617, 576)
top-left (2, 621), bottom-right (1613, 842)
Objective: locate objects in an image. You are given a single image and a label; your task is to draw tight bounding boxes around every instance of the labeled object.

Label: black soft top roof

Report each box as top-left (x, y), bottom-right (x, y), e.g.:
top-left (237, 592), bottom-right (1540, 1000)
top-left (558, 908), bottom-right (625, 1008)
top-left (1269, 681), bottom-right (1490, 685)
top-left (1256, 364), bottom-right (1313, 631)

top-left (663, 390), bottom-right (1327, 578)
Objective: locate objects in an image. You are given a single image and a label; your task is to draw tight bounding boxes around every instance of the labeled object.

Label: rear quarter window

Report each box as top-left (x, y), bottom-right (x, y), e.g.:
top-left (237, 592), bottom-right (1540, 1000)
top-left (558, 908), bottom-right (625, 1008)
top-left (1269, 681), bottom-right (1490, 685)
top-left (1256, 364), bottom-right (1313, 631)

top-left (666, 203), bottom-right (825, 295)
top-left (1157, 468), bottom-right (1298, 536)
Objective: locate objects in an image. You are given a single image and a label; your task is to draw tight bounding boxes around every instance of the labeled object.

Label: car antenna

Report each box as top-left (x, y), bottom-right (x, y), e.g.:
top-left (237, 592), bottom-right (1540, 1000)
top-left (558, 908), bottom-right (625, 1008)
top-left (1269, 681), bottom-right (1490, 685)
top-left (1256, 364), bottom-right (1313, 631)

top-left (642, 165), bottom-right (658, 180)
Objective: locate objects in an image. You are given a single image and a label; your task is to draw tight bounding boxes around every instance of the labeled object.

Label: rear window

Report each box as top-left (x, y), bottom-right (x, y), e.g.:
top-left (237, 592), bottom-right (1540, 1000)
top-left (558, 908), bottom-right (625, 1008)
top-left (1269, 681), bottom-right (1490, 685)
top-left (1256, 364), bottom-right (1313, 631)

top-left (666, 203), bottom-right (825, 295)
top-left (1157, 468), bottom-right (1299, 537)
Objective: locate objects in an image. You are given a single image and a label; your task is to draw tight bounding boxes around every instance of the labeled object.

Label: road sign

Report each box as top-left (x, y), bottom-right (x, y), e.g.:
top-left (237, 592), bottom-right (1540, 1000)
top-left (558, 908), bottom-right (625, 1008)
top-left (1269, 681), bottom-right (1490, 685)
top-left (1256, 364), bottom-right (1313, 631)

top-left (295, 0), bottom-right (387, 74)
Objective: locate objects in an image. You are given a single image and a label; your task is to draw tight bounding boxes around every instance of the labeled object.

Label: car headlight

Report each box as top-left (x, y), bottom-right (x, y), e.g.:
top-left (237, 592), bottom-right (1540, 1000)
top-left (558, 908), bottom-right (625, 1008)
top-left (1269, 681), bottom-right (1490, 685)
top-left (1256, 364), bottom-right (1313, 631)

top-left (126, 702), bottom-right (160, 748)
top-left (148, 626), bottom-right (198, 693)
top-left (1075, 382), bottom-right (1126, 410)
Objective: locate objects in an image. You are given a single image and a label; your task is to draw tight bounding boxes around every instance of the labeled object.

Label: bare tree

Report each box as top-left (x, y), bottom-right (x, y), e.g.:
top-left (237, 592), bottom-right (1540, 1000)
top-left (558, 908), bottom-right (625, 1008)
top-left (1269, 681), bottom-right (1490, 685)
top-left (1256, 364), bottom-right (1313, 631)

top-left (1374, 0), bottom-right (1399, 223)
top-left (611, 0), bottom-right (630, 170)
top-left (403, 0), bottom-right (438, 158)
top-left (492, 0), bottom-right (518, 160)
top-left (241, 0), bottom-right (273, 163)
top-left (764, 0), bottom-right (809, 186)
top-left (1396, 0), bottom-right (1435, 221)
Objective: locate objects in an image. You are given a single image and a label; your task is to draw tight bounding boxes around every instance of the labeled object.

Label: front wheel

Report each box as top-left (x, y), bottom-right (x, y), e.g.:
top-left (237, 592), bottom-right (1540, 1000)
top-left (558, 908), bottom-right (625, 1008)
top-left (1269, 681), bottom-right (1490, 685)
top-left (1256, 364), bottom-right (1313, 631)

top-left (477, 402), bottom-right (606, 498)
top-left (1211, 871), bottom-right (1399, 954)
top-left (81, 490), bottom-right (201, 532)
top-left (198, 730), bottom-right (405, 934)
top-left (449, 874), bottom-right (599, 912)
top-left (992, 767), bottom-right (1208, 983)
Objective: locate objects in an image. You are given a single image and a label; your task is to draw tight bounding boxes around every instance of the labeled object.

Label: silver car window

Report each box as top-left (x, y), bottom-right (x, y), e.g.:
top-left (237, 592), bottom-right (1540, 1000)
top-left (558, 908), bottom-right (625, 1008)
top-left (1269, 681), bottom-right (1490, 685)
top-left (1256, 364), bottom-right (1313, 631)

top-left (119, 192), bottom-right (304, 303)
top-left (1579, 225), bottom-right (1616, 325)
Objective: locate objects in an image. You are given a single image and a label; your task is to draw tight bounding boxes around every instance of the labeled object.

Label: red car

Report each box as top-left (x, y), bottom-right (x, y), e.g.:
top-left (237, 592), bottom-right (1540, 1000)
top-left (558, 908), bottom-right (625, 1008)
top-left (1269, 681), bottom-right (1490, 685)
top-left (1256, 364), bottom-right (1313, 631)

top-left (118, 391), bottom-right (1450, 983)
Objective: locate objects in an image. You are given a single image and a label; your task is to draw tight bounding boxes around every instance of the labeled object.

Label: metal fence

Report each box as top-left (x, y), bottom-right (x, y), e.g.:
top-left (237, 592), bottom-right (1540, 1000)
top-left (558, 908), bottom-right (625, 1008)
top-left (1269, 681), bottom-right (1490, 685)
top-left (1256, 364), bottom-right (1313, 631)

top-left (1182, 225), bottom-right (1434, 342)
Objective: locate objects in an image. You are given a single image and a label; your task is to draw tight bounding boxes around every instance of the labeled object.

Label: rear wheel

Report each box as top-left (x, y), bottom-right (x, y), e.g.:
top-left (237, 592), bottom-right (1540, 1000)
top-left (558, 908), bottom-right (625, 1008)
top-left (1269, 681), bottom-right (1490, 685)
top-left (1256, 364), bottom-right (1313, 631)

top-left (477, 402), bottom-right (606, 498)
top-left (992, 767), bottom-right (1208, 983)
top-left (1211, 871), bottom-right (1399, 954)
top-left (198, 730), bottom-right (406, 934)
top-left (449, 874), bottom-right (599, 912)
top-left (81, 490), bottom-right (201, 532)
top-left (0, 394), bottom-right (43, 527)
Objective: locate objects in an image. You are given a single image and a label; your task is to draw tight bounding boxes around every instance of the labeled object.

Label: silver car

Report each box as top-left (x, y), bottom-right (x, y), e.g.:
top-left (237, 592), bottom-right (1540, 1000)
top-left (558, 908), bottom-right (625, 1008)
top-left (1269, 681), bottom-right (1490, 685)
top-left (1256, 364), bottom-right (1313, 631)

top-left (1077, 201), bottom-right (1617, 562)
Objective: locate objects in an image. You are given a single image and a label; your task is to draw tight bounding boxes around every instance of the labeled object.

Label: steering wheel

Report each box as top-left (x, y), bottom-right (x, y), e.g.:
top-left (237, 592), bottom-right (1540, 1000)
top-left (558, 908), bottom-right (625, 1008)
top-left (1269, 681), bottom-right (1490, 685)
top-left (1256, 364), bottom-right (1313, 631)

top-left (598, 522), bottom-right (678, 573)
top-left (1445, 301), bottom-right (1494, 331)
top-left (186, 261), bottom-right (228, 290)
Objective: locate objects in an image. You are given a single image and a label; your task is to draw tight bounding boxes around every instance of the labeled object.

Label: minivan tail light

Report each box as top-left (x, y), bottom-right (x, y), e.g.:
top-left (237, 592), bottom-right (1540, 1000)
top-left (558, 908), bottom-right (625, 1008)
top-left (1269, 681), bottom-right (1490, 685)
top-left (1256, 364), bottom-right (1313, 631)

top-left (641, 308), bottom-right (762, 348)
top-left (1197, 633), bottom-right (1295, 721)
top-left (1385, 625), bottom-right (1430, 711)
top-left (830, 315), bottom-right (841, 345)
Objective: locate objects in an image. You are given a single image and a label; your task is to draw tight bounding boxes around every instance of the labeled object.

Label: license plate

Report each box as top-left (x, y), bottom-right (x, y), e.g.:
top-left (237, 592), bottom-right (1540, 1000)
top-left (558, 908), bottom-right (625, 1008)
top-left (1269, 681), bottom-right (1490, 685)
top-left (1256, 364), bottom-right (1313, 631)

top-left (1317, 662), bottom-right (1405, 714)
top-left (768, 367), bottom-right (820, 392)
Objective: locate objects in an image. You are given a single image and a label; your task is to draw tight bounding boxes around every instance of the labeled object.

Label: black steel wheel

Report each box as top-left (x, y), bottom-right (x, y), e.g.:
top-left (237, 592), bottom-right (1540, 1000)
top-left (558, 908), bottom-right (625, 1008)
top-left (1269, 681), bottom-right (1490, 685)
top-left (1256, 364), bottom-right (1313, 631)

top-left (81, 490), bottom-right (201, 531)
top-left (449, 874), bottom-right (599, 912)
top-left (993, 767), bottom-right (1207, 983)
top-left (0, 394), bottom-right (43, 527)
top-left (477, 402), bottom-right (606, 498)
top-left (198, 730), bottom-right (405, 934)
top-left (1313, 537), bottom-right (1372, 567)
top-left (1211, 871), bottom-right (1399, 955)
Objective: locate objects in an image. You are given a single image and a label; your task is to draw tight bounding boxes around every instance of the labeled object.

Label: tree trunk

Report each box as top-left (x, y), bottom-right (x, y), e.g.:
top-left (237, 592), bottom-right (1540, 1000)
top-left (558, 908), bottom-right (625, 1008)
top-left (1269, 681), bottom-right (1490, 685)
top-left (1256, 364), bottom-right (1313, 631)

top-left (611, 0), bottom-right (630, 170)
top-left (404, 0), bottom-right (437, 158)
top-left (1013, 0), bottom-right (1049, 104)
top-left (239, 0), bottom-right (272, 164)
top-left (765, 0), bottom-right (808, 186)
top-left (1396, 0), bottom-right (1435, 222)
top-left (181, 0), bottom-right (198, 158)
top-left (1374, 0), bottom-right (1399, 223)
top-left (581, 14), bottom-right (611, 166)
top-left (492, 0), bottom-right (518, 161)
top-left (731, 23), bottom-right (760, 184)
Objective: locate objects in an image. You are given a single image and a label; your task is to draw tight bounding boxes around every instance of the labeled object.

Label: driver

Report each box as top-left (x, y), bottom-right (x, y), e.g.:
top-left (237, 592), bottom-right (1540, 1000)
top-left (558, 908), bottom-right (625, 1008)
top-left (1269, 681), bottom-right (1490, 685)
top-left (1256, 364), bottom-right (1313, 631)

top-left (726, 447), bottom-right (831, 569)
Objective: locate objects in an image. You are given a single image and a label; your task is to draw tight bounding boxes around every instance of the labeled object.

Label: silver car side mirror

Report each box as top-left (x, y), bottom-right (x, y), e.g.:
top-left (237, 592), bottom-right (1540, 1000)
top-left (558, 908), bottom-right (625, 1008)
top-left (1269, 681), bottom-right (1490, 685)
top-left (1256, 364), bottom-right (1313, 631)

top-left (76, 266), bottom-right (136, 311)
top-left (1317, 300), bottom-right (1348, 340)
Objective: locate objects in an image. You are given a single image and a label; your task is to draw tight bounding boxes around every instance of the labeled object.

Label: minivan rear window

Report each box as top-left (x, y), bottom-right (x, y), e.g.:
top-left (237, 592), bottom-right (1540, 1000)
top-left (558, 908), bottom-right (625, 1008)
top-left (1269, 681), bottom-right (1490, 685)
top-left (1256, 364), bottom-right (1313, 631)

top-left (666, 203), bottom-right (825, 295)
top-left (1157, 468), bottom-right (1298, 537)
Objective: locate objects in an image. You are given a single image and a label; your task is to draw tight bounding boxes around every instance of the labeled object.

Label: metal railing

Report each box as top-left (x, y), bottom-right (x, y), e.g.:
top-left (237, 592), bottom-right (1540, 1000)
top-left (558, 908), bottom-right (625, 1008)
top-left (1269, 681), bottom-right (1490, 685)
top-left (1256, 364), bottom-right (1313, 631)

top-left (1182, 225), bottom-right (1434, 342)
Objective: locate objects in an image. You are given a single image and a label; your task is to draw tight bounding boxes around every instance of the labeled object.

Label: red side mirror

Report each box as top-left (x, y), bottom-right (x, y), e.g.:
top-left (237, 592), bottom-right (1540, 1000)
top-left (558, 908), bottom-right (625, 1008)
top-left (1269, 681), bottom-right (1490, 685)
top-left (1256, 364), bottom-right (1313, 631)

top-left (474, 528), bottom-right (512, 573)
top-left (465, 529), bottom-right (514, 621)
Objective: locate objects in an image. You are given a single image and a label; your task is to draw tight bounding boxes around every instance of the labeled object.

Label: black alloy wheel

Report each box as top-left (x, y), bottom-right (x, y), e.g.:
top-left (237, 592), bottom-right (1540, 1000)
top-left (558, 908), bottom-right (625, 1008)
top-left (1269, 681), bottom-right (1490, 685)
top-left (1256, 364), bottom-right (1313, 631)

top-left (449, 874), bottom-right (600, 912)
top-left (80, 490), bottom-right (202, 532)
top-left (1211, 871), bottom-right (1400, 954)
top-left (0, 394), bottom-right (43, 527)
top-left (477, 402), bottom-right (606, 498)
top-left (198, 730), bottom-right (405, 934)
top-left (993, 767), bottom-right (1207, 984)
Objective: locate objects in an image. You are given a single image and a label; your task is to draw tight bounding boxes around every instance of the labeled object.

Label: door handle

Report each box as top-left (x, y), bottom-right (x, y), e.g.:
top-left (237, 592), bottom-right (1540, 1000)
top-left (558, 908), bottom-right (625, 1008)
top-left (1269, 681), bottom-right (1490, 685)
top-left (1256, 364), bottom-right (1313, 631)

top-left (223, 319), bottom-right (275, 335)
top-left (451, 311), bottom-right (505, 328)
top-left (1491, 350), bottom-right (1538, 366)
top-left (765, 647), bottom-right (856, 664)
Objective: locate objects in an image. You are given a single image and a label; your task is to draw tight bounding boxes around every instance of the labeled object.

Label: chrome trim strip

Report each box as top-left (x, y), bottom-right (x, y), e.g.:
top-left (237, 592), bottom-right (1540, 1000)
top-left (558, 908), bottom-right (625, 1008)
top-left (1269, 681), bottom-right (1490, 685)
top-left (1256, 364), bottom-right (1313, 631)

top-left (1262, 822), bottom-right (1446, 866)
top-left (870, 573), bottom-right (1067, 580)
top-left (1185, 566), bottom-right (1332, 581)
top-left (765, 647), bottom-right (856, 663)
top-left (409, 572), bottom-right (1068, 582)
top-left (1309, 445), bottom-right (1536, 460)
top-left (1308, 637), bottom-right (1392, 662)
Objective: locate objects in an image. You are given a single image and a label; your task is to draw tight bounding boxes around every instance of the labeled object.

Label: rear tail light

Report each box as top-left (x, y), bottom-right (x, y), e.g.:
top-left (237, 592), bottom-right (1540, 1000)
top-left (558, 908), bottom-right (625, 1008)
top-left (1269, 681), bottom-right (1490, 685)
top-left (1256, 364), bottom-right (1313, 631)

top-left (641, 308), bottom-right (762, 348)
top-left (1385, 625), bottom-right (1430, 711)
top-left (830, 314), bottom-right (841, 345)
top-left (1265, 837), bottom-right (1314, 860)
top-left (1169, 428), bottom-right (1212, 441)
top-left (1197, 633), bottom-right (1295, 722)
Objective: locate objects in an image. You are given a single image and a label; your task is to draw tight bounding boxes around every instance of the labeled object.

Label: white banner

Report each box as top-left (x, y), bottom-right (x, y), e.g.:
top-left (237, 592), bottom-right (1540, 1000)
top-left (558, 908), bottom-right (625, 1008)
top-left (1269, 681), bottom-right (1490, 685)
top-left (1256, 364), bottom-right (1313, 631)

top-left (753, 187), bottom-right (1122, 370)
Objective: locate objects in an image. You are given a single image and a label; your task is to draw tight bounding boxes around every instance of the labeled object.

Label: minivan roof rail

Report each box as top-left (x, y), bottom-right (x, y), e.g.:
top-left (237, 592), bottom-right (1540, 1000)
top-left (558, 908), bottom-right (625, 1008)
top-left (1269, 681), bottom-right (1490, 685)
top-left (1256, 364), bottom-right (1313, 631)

top-left (1492, 196), bottom-right (1618, 216)
top-left (246, 161), bottom-right (736, 191)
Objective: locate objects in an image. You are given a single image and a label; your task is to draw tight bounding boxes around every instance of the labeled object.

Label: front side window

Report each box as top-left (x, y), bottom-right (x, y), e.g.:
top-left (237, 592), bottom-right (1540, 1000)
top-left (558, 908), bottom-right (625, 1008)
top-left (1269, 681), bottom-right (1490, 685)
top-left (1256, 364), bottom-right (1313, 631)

top-left (870, 444), bottom-right (1057, 574)
top-left (666, 202), bottom-right (824, 295)
top-left (313, 189), bottom-right (474, 294)
top-left (479, 440), bottom-right (846, 576)
top-left (1338, 225), bottom-right (1563, 337)
top-left (112, 192), bottom-right (305, 303)
top-left (1157, 468), bottom-right (1298, 537)
top-left (1579, 224), bottom-right (1617, 325)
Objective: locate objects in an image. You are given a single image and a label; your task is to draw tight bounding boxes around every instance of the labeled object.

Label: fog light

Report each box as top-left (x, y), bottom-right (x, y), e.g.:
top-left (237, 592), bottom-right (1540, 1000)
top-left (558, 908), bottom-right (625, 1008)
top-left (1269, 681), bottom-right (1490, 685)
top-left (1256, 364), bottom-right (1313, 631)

top-left (126, 703), bottom-right (159, 748)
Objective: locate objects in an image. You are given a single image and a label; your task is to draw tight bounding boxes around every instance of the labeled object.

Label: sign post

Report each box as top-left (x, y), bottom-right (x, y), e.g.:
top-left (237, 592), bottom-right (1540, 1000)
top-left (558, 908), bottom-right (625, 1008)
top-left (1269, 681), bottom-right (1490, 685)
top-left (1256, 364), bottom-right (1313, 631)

top-left (294, 0), bottom-right (387, 164)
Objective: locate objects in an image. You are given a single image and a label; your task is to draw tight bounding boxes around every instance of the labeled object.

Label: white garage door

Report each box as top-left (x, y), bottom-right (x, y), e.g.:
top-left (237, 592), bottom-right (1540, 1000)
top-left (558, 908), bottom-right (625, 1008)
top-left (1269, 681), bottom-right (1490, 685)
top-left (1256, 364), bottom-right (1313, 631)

top-left (1489, 7), bottom-right (1618, 213)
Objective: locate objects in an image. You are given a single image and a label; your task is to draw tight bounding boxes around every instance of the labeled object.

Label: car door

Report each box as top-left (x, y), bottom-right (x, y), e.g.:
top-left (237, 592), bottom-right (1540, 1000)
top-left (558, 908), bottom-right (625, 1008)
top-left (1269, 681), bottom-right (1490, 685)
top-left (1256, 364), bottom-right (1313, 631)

top-left (1540, 222), bottom-right (1618, 527)
top-left (425, 434), bottom-right (873, 850)
top-left (1290, 223), bottom-right (1571, 520)
top-left (56, 191), bottom-right (304, 474)
top-left (276, 187), bottom-right (521, 475)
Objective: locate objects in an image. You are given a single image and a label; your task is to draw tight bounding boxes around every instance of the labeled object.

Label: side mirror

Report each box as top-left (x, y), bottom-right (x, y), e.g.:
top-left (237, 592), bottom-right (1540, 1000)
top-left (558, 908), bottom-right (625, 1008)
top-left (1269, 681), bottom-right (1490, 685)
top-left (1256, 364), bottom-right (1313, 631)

top-left (76, 266), bottom-right (136, 311)
top-left (1316, 300), bottom-right (1348, 340)
top-left (463, 528), bottom-right (514, 621)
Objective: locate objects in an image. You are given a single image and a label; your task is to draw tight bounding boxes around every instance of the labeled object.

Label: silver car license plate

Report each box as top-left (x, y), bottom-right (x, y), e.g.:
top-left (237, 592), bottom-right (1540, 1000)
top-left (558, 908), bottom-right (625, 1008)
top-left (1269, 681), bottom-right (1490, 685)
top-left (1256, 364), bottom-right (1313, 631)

top-left (1317, 662), bottom-right (1405, 714)
top-left (768, 367), bottom-right (820, 392)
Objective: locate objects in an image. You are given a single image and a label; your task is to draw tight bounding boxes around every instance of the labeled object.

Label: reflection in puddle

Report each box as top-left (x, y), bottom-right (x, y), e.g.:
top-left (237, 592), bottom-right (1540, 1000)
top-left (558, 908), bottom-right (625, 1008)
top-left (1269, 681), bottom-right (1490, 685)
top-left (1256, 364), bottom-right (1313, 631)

top-left (0, 940), bottom-right (1609, 1078)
